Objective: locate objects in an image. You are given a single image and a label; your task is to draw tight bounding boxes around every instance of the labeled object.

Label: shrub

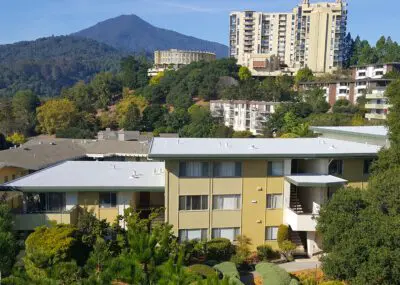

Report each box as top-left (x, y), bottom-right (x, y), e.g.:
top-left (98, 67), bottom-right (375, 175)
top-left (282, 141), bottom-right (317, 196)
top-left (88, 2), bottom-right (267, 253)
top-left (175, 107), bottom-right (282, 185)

top-left (213, 262), bottom-right (240, 279)
top-left (257, 244), bottom-right (278, 261)
top-left (181, 239), bottom-right (206, 264)
top-left (188, 264), bottom-right (217, 279)
top-left (206, 238), bottom-right (234, 261)
top-left (320, 281), bottom-right (344, 285)
top-left (280, 240), bottom-right (297, 262)
top-left (256, 262), bottom-right (295, 285)
top-left (231, 235), bottom-right (251, 266)
top-left (289, 279), bottom-right (300, 285)
top-left (277, 225), bottom-right (289, 247)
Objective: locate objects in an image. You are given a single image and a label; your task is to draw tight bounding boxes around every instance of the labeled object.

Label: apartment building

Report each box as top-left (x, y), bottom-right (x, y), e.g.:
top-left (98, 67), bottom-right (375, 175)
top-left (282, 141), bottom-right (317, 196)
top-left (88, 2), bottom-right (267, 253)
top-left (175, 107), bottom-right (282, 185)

top-left (230, 0), bottom-right (347, 75)
top-left (2, 161), bottom-right (165, 230)
top-left (210, 100), bottom-right (279, 135)
top-left (149, 137), bottom-right (380, 256)
top-left (299, 63), bottom-right (399, 120)
top-left (148, 49), bottom-right (216, 77)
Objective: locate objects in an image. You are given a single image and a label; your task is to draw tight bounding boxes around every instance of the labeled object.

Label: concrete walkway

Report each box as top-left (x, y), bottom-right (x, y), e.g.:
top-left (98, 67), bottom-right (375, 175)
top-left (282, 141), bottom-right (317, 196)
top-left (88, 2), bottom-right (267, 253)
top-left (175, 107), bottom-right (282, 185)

top-left (278, 259), bottom-right (321, 272)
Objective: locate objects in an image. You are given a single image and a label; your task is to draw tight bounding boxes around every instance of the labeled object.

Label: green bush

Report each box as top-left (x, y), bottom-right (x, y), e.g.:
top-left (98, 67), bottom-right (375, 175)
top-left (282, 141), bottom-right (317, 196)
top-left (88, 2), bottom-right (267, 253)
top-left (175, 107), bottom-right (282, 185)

top-left (256, 262), bottom-right (294, 285)
top-left (320, 281), bottom-right (343, 285)
top-left (213, 262), bottom-right (240, 279)
top-left (213, 262), bottom-right (244, 285)
top-left (206, 238), bottom-right (234, 261)
top-left (289, 279), bottom-right (300, 285)
top-left (257, 244), bottom-right (278, 261)
top-left (188, 264), bottom-right (217, 279)
top-left (277, 225), bottom-right (289, 247)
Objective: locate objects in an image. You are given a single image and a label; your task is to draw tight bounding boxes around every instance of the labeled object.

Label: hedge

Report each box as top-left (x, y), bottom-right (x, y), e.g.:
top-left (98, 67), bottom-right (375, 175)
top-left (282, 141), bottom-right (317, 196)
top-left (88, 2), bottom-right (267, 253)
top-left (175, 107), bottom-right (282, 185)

top-left (206, 238), bottom-right (234, 261)
top-left (256, 262), bottom-right (296, 285)
top-left (213, 262), bottom-right (244, 285)
top-left (188, 264), bottom-right (217, 279)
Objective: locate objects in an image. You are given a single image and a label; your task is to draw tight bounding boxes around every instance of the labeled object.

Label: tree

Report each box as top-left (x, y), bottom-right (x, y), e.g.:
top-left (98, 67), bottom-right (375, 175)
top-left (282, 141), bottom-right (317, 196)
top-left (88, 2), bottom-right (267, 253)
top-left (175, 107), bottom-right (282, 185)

top-left (90, 72), bottom-right (122, 109)
top-left (332, 99), bottom-right (359, 114)
top-left (166, 109), bottom-right (190, 132)
top-left (0, 204), bottom-right (18, 277)
top-left (238, 66), bottom-right (252, 81)
top-left (121, 103), bottom-right (141, 131)
top-left (302, 88), bottom-right (330, 114)
top-left (120, 55), bottom-right (151, 89)
top-left (6, 132), bottom-right (27, 145)
top-left (11, 90), bottom-right (40, 135)
top-left (36, 99), bottom-right (78, 135)
top-left (141, 105), bottom-right (168, 131)
top-left (232, 131), bottom-right (254, 138)
top-left (61, 81), bottom-right (95, 113)
top-left (180, 105), bottom-right (217, 138)
top-left (150, 71), bottom-right (165, 86)
top-left (295, 67), bottom-right (314, 85)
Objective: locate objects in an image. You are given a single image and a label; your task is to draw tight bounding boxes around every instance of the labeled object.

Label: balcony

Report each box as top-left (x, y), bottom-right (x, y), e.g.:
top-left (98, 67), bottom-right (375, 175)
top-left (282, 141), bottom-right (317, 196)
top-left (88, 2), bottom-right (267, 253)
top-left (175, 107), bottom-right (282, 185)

top-left (13, 207), bottom-right (79, 231)
top-left (284, 208), bottom-right (317, 232)
top-left (365, 113), bottom-right (387, 120)
top-left (366, 91), bottom-right (385, 99)
top-left (365, 103), bottom-right (390, 110)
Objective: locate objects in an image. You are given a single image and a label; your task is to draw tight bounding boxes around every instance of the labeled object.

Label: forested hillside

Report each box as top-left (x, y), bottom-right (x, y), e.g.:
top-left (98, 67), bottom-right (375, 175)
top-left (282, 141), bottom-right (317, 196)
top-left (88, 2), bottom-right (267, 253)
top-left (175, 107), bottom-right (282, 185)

top-left (74, 15), bottom-right (228, 58)
top-left (0, 36), bottom-right (125, 97)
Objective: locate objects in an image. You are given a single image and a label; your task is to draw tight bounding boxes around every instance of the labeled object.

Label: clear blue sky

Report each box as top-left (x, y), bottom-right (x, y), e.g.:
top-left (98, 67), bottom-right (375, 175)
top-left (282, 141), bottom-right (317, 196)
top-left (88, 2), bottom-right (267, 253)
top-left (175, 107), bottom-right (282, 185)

top-left (0, 0), bottom-right (397, 46)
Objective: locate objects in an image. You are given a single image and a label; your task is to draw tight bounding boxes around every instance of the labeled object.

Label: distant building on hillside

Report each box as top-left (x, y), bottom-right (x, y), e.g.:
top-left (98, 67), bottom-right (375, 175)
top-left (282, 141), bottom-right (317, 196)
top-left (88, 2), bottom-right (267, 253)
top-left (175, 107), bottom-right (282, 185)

top-left (210, 100), bottom-right (280, 135)
top-left (298, 63), bottom-right (400, 121)
top-left (148, 49), bottom-right (216, 77)
top-left (230, 0), bottom-right (348, 76)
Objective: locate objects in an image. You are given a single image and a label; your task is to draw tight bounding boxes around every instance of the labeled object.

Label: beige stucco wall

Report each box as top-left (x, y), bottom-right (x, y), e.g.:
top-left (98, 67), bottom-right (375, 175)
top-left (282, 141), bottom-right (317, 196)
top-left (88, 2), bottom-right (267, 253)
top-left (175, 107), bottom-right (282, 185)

top-left (342, 159), bottom-right (369, 189)
top-left (0, 167), bottom-right (28, 183)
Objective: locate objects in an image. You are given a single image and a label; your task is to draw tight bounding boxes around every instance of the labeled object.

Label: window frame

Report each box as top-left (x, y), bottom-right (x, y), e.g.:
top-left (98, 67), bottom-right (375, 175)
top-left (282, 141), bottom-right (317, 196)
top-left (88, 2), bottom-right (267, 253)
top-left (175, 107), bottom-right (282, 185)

top-left (25, 192), bottom-right (66, 213)
top-left (179, 195), bottom-right (208, 211)
top-left (179, 161), bottom-right (210, 178)
top-left (178, 229), bottom-right (208, 242)
top-left (212, 195), bottom-right (241, 211)
top-left (363, 159), bottom-right (374, 175)
top-left (266, 194), bottom-right (283, 209)
top-left (212, 227), bottom-right (240, 241)
top-left (328, 159), bottom-right (344, 176)
top-left (99, 192), bottom-right (117, 208)
top-left (213, 161), bottom-right (242, 178)
top-left (267, 160), bottom-right (284, 177)
top-left (265, 226), bottom-right (279, 241)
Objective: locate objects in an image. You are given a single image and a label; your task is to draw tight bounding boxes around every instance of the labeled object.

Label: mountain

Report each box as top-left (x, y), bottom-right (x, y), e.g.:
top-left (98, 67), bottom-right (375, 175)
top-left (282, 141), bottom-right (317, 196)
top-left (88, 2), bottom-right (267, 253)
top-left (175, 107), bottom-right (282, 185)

top-left (0, 36), bottom-right (125, 97)
top-left (74, 14), bottom-right (228, 58)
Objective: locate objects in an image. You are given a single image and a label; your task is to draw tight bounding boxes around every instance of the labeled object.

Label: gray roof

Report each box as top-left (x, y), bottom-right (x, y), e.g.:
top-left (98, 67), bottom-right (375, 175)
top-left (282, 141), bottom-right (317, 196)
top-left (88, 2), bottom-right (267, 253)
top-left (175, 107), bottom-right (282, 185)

top-left (285, 175), bottom-right (348, 187)
top-left (0, 137), bottom-right (150, 171)
top-left (149, 138), bottom-right (381, 159)
top-left (3, 161), bottom-right (165, 191)
top-left (310, 126), bottom-right (388, 138)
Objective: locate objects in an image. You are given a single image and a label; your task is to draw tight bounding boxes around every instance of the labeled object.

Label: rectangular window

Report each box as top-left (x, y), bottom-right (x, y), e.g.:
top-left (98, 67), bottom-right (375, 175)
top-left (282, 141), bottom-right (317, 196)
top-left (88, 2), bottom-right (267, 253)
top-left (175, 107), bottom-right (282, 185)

top-left (25, 193), bottom-right (66, 213)
top-left (329, 160), bottom-right (343, 176)
top-left (4, 176), bottom-right (8, 183)
top-left (179, 162), bottom-right (209, 177)
top-left (99, 192), bottom-right (117, 208)
top-left (179, 195), bottom-right (208, 211)
top-left (363, 159), bottom-right (373, 175)
top-left (178, 229), bottom-right (207, 242)
top-left (213, 162), bottom-right (242, 177)
top-left (212, 228), bottom-right (240, 241)
top-left (265, 226), bottom-right (278, 240)
top-left (267, 194), bottom-right (283, 209)
top-left (267, 161), bottom-right (284, 176)
top-left (213, 195), bottom-right (241, 210)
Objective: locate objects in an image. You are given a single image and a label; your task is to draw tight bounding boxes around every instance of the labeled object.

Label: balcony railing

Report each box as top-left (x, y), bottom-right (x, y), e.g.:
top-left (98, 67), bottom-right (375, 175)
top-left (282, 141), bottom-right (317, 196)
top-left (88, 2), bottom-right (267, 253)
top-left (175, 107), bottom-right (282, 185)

top-left (365, 113), bottom-right (387, 120)
top-left (284, 208), bottom-right (317, 232)
top-left (365, 103), bottom-right (390, 110)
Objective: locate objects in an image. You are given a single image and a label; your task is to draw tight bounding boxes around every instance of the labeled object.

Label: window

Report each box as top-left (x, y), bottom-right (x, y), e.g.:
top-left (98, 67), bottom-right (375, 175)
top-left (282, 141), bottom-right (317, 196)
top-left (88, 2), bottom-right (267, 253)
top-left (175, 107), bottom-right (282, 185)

top-left (99, 192), bottom-right (117, 208)
top-left (11, 174), bottom-right (16, 180)
top-left (363, 159), bottom-right (374, 175)
top-left (179, 229), bottom-right (207, 242)
top-left (213, 162), bottom-right (242, 177)
top-left (267, 161), bottom-right (284, 176)
top-left (212, 228), bottom-right (240, 241)
top-left (213, 195), bottom-right (241, 210)
top-left (329, 160), bottom-right (343, 175)
top-left (4, 176), bottom-right (8, 183)
top-left (267, 194), bottom-right (283, 209)
top-left (265, 226), bottom-right (278, 240)
top-left (25, 193), bottom-right (66, 213)
top-left (179, 195), bottom-right (208, 211)
top-left (179, 162), bottom-right (209, 177)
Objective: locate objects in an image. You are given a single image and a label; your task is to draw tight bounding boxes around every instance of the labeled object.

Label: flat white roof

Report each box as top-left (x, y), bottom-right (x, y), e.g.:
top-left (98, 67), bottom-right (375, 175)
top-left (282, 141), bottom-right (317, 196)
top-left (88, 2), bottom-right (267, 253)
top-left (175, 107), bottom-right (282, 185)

top-left (310, 126), bottom-right (388, 138)
top-left (2, 161), bottom-right (165, 191)
top-left (149, 138), bottom-right (381, 159)
top-left (285, 175), bottom-right (348, 187)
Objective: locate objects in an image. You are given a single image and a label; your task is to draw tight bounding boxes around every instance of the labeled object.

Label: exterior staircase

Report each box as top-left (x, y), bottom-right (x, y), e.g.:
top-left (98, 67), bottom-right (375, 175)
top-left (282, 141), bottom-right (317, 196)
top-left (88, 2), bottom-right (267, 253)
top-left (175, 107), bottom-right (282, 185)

top-left (290, 185), bottom-right (304, 214)
top-left (289, 229), bottom-right (308, 256)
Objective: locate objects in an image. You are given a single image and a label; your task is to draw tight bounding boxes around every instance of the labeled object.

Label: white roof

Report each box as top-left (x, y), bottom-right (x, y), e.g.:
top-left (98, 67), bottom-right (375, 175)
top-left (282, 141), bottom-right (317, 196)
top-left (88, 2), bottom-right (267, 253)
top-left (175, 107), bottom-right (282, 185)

top-left (149, 138), bottom-right (381, 159)
top-left (285, 175), bottom-right (347, 187)
top-left (3, 161), bottom-right (165, 191)
top-left (310, 126), bottom-right (388, 137)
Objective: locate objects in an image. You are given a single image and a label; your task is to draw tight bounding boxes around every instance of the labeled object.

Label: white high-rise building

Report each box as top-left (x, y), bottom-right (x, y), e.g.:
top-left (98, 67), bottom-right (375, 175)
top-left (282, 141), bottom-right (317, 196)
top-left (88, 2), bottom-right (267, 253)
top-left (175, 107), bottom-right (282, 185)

top-left (230, 0), bottom-right (348, 75)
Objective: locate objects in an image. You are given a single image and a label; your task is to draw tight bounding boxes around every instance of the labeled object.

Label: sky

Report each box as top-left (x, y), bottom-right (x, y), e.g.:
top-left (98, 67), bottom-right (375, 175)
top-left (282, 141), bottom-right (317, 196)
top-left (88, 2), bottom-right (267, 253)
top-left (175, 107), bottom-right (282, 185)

top-left (0, 0), bottom-right (397, 46)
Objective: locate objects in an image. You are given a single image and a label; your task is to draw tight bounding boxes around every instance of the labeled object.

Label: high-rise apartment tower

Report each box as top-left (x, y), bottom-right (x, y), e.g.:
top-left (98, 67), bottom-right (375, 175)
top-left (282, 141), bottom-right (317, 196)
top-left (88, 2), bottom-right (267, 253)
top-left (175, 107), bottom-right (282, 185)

top-left (229, 0), bottom-right (347, 75)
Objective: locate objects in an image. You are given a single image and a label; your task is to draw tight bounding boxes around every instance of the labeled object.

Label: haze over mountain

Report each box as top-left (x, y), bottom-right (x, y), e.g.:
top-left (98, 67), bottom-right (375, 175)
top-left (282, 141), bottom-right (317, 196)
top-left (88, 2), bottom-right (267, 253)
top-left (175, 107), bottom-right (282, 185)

top-left (0, 14), bottom-right (228, 97)
top-left (73, 14), bottom-right (228, 58)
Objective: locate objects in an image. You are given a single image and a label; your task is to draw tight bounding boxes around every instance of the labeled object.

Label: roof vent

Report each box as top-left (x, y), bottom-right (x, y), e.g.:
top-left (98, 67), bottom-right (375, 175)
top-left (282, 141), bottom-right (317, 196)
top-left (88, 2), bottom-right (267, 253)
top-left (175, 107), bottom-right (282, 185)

top-left (329, 145), bottom-right (336, 150)
top-left (249, 144), bottom-right (258, 150)
top-left (129, 169), bottom-right (142, 179)
top-left (49, 142), bottom-right (56, 145)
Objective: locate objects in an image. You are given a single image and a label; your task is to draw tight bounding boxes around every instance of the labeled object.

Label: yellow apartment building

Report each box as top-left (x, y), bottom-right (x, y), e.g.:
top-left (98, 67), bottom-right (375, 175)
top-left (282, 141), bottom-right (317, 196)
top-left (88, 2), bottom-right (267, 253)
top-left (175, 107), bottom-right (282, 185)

top-left (148, 137), bottom-right (380, 256)
top-left (2, 161), bottom-right (165, 231)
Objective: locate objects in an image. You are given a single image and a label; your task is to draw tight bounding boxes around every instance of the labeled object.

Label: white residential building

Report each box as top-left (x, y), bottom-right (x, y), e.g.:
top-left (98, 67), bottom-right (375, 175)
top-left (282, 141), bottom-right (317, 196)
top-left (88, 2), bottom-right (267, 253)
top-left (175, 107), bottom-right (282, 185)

top-left (210, 100), bottom-right (279, 135)
top-left (230, 0), bottom-right (347, 76)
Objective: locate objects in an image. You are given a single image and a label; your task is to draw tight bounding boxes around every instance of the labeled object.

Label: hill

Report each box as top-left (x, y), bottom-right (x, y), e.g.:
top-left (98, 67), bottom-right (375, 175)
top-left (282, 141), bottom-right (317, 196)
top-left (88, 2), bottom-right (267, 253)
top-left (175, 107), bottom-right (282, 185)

top-left (0, 36), bottom-right (125, 97)
top-left (74, 14), bottom-right (228, 58)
